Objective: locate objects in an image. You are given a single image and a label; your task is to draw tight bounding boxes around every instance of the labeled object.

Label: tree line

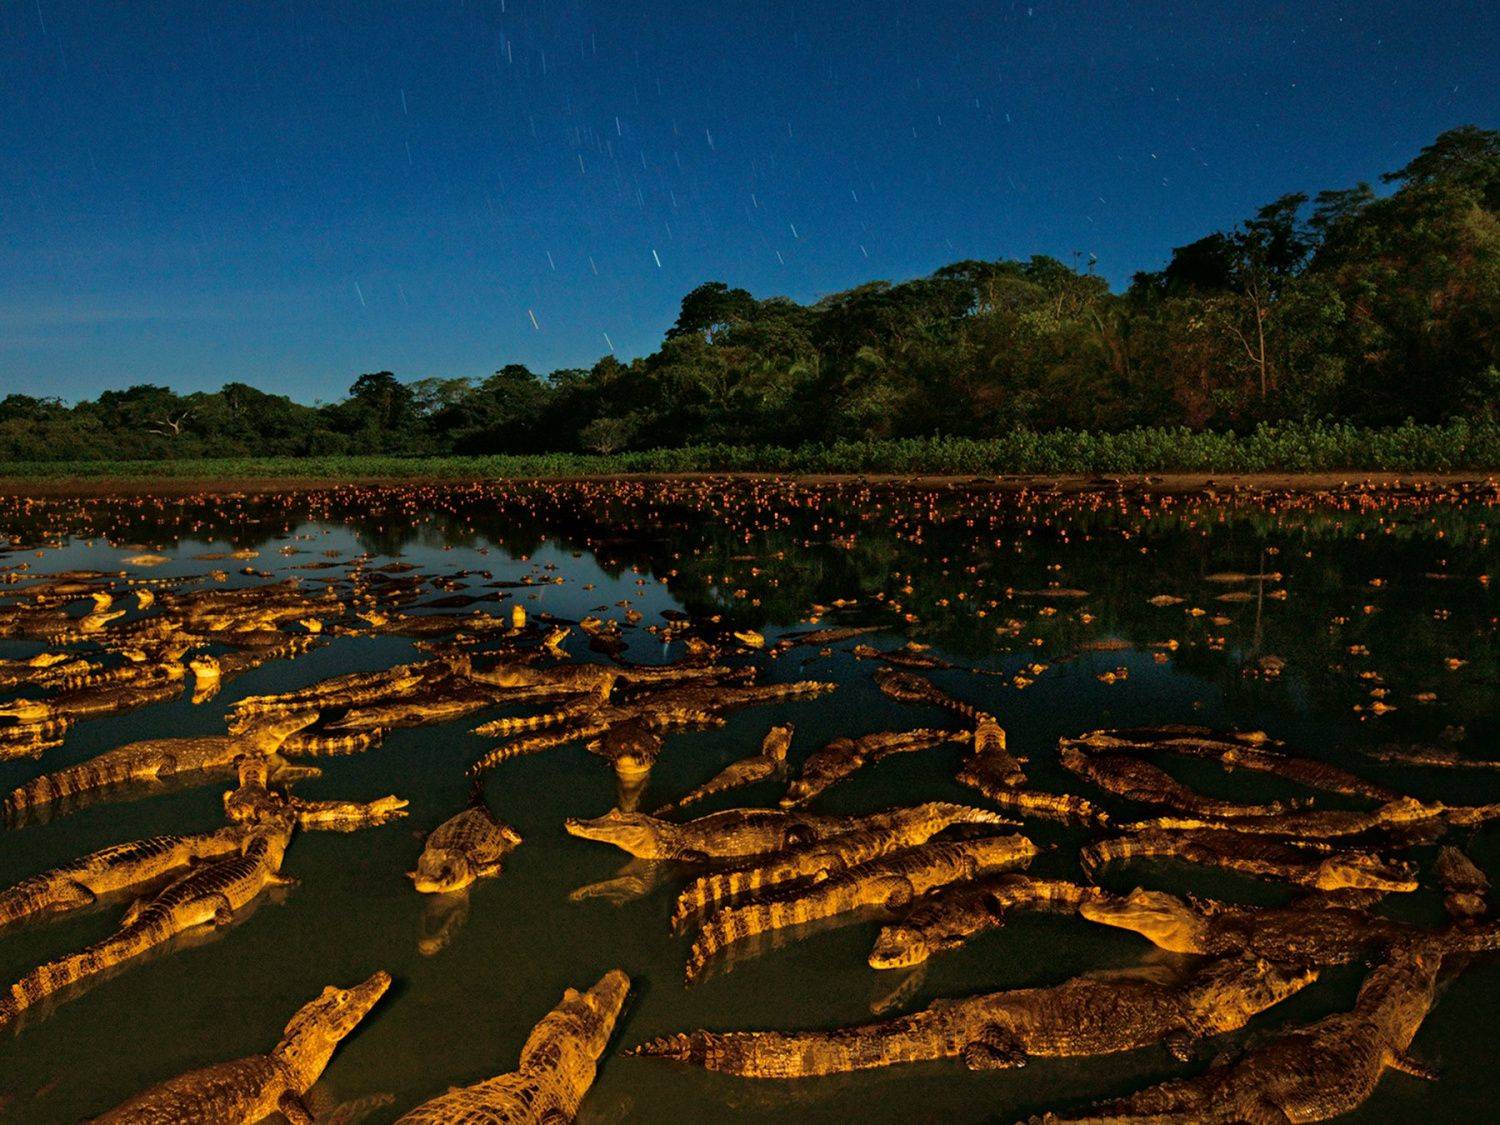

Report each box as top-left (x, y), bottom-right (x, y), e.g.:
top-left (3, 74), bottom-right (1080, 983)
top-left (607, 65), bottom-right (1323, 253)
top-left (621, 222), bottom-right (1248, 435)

top-left (3, 126), bottom-right (1495, 463)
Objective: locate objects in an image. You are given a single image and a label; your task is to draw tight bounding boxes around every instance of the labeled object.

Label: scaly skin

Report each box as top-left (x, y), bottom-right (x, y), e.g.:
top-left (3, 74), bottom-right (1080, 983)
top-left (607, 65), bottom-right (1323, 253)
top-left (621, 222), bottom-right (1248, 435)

top-left (2, 713), bottom-right (316, 821)
top-left (395, 970), bottom-right (629, 1123)
top-left (685, 835), bottom-right (1038, 982)
top-left (410, 804), bottom-right (523, 893)
top-left (0, 824), bottom-right (253, 931)
top-left (0, 825), bottom-right (295, 1032)
top-left (1060, 745), bottom-right (1286, 819)
top-left (671, 804), bottom-right (1013, 931)
top-left (1078, 888), bottom-right (1414, 964)
top-left (1041, 942), bottom-right (1444, 1123)
top-left (566, 801), bottom-right (1007, 862)
top-left (1, 665), bottom-right (185, 726)
top-left (279, 728), bottom-right (387, 758)
top-left (957, 781), bottom-right (1110, 827)
top-left (1081, 829), bottom-right (1418, 892)
top-left (586, 717), bottom-right (666, 782)
top-left (781, 727), bottom-right (966, 808)
top-left (0, 717), bottom-right (71, 761)
top-left (632, 956), bottom-right (1315, 1077)
top-left (875, 668), bottom-right (1026, 787)
top-left (1130, 795), bottom-right (1500, 839)
top-left (1064, 726), bottom-right (1397, 803)
top-left (227, 666), bottom-right (427, 730)
top-left (94, 971), bottom-right (390, 1124)
top-left (224, 760), bottom-right (408, 834)
top-left (869, 876), bottom-right (1106, 969)
top-left (655, 724), bottom-right (793, 815)
top-left (1434, 845), bottom-right (1489, 919)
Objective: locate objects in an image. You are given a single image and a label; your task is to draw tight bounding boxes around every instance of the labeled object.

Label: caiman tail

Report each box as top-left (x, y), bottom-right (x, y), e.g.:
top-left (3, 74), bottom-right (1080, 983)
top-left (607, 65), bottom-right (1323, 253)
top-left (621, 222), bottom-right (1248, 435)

top-left (472, 708), bottom-right (579, 739)
top-left (279, 729), bottom-right (387, 757)
top-left (1078, 835), bottom-right (1148, 880)
top-left (4, 755), bottom-right (141, 821)
top-left (0, 919), bottom-right (164, 1028)
top-left (0, 875), bottom-right (87, 929)
top-left (469, 725), bottom-right (603, 777)
top-left (628, 1013), bottom-right (948, 1078)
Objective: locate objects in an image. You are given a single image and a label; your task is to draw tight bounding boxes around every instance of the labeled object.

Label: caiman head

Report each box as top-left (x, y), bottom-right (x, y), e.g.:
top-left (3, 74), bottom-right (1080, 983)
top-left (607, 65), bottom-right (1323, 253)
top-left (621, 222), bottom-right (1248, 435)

top-left (555, 970), bottom-right (632, 1057)
top-left (565, 809), bottom-right (673, 858)
top-left (188, 654), bottom-right (222, 703)
top-left (868, 921), bottom-right (939, 970)
top-left (1184, 957), bottom-right (1319, 1034)
top-left (762, 724), bottom-right (794, 763)
top-left (1313, 852), bottom-right (1419, 893)
top-left (273, 971), bottom-right (392, 1089)
top-left (240, 710), bottom-right (321, 754)
top-left (1079, 889), bottom-right (1212, 953)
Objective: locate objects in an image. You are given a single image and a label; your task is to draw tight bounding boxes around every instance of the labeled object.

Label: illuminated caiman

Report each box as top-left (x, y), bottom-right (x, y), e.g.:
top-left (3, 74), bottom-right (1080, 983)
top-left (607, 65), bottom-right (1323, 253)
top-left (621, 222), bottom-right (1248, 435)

top-left (781, 727), bottom-right (968, 808)
top-left (1081, 829), bottom-right (1418, 892)
top-left (0, 663), bottom-right (185, 727)
top-left (394, 969), bottom-right (629, 1123)
top-left (1062, 725), bottom-right (1397, 803)
top-left (0, 823), bottom-right (295, 1032)
top-left (685, 834), bottom-right (1038, 982)
top-left (1059, 745), bottom-right (1288, 819)
top-left (565, 801), bottom-right (1007, 863)
top-left (875, 668), bottom-right (1026, 789)
top-left (94, 970), bottom-right (390, 1124)
top-left (410, 800), bottom-right (523, 894)
top-left (2, 712), bottom-right (317, 823)
top-left (1128, 794), bottom-right (1500, 841)
top-left (224, 758), bottom-right (408, 833)
top-left (1038, 940), bottom-right (1450, 1123)
top-left (670, 803), bottom-right (1015, 931)
top-left (631, 955), bottom-right (1315, 1077)
top-left (0, 824), bottom-right (254, 932)
top-left (868, 875), bottom-right (1106, 969)
top-left (655, 724), bottom-right (793, 815)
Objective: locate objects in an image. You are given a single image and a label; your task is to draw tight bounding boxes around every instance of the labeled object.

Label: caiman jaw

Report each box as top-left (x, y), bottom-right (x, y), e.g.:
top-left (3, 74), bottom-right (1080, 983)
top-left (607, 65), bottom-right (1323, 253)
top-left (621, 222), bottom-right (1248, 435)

top-left (867, 926), bottom-right (929, 970)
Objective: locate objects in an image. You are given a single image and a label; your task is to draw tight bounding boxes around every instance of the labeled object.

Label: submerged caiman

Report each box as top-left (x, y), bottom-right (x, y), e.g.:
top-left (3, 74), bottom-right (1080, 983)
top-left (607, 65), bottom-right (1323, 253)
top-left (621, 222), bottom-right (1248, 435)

top-left (632, 956), bottom-right (1315, 1077)
top-left (94, 971), bottom-right (390, 1124)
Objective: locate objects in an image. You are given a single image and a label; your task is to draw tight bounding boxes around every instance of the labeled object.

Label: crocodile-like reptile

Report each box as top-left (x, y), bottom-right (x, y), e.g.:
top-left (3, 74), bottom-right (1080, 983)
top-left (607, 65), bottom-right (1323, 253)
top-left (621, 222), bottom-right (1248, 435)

top-left (2, 663), bottom-right (186, 724)
top-left (410, 801), bottom-right (523, 894)
top-left (394, 969), bottom-right (629, 1123)
top-left (94, 970), bottom-right (390, 1124)
top-left (655, 724), bottom-right (793, 815)
top-left (227, 664), bottom-right (427, 729)
top-left (1081, 829), bottom-right (1418, 892)
top-left (1039, 940), bottom-right (1445, 1123)
top-left (685, 834), bottom-right (1038, 982)
top-left (585, 716), bottom-right (666, 782)
top-left (632, 955), bottom-right (1315, 1077)
top-left (1078, 887), bottom-right (1416, 965)
top-left (671, 803), bottom-right (1014, 931)
top-left (2, 712), bottom-right (316, 822)
top-left (875, 668), bottom-right (1025, 788)
top-left (565, 801), bottom-right (1006, 862)
top-left (1059, 745), bottom-right (1287, 819)
top-left (0, 823), bottom-right (295, 1032)
top-left (1064, 726), bottom-right (1397, 803)
top-left (224, 758), bottom-right (409, 833)
top-left (1434, 845), bottom-right (1489, 919)
top-left (868, 876), bottom-right (1106, 969)
top-left (1128, 794), bottom-right (1500, 840)
top-left (781, 727), bottom-right (967, 808)
top-left (279, 727), bottom-right (387, 758)
top-left (0, 824), bottom-right (255, 931)
top-left (0, 717), bottom-right (71, 760)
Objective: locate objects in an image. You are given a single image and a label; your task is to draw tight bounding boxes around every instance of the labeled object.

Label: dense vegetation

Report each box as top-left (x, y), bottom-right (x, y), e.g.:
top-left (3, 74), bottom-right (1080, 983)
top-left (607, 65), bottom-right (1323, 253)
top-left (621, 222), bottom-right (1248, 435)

top-left (3, 127), bottom-right (1496, 468)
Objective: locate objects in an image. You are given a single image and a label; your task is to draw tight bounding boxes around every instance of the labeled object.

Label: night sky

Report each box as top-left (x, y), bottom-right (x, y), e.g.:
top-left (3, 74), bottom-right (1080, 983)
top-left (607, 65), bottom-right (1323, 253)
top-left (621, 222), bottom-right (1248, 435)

top-left (3, 1), bottom-right (1495, 402)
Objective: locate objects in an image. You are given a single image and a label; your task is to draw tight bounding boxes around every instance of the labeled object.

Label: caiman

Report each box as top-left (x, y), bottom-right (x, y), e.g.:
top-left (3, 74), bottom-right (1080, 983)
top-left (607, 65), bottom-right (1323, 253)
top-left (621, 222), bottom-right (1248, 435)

top-left (868, 876), bottom-right (1106, 969)
top-left (781, 727), bottom-right (967, 808)
top-left (685, 834), bottom-right (1038, 982)
top-left (632, 955), bottom-right (1315, 1077)
top-left (1434, 845), bottom-right (1489, 919)
top-left (1081, 829), bottom-right (1418, 892)
top-left (1078, 887), bottom-right (1417, 965)
top-left (1064, 726), bottom-right (1397, 803)
top-left (410, 800), bottom-right (523, 894)
top-left (93, 971), bottom-right (390, 1124)
top-left (0, 823), bottom-right (295, 1032)
top-left (565, 801), bottom-right (1006, 862)
top-left (1129, 794), bottom-right (1500, 841)
top-left (670, 804), bottom-right (1014, 931)
top-left (1060, 745), bottom-right (1287, 819)
top-left (0, 824), bottom-right (253, 931)
top-left (2, 712), bottom-right (317, 822)
top-left (394, 969), bottom-right (629, 1123)
top-left (224, 758), bottom-right (408, 833)
top-left (876, 668), bottom-right (1026, 788)
top-left (655, 724), bottom-right (793, 815)
top-left (1039, 940), bottom-right (1447, 1123)
top-left (2, 663), bottom-right (185, 724)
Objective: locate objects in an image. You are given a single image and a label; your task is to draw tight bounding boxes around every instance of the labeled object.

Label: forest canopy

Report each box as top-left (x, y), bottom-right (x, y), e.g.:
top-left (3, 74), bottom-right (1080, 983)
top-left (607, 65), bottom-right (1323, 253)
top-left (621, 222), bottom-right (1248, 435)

top-left (3, 126), bottom-right (1496, 462)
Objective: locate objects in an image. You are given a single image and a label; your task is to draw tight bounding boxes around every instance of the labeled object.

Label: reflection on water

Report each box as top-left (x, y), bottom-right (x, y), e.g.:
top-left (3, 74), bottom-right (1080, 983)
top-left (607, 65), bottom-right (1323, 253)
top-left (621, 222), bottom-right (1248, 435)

top-left (0, 481), bottom-right (1496, 1122)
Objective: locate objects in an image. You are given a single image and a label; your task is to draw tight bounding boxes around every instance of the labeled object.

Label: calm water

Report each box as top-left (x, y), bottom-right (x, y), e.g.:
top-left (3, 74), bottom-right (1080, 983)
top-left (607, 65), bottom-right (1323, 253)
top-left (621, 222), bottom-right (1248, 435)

top-left (0, 480), bottom-right (1497, 1123)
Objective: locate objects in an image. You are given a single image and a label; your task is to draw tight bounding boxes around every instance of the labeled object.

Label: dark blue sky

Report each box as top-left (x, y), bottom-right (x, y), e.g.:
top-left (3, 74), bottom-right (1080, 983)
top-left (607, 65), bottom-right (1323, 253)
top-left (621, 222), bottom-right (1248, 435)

top-left (3, 1), bottom-right (1495, 402)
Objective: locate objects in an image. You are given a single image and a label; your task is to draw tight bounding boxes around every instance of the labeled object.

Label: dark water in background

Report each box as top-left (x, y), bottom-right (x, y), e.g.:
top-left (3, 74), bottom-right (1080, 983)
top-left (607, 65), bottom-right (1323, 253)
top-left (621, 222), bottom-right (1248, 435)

top-left (0, 480), bottom-right (1496, 1123)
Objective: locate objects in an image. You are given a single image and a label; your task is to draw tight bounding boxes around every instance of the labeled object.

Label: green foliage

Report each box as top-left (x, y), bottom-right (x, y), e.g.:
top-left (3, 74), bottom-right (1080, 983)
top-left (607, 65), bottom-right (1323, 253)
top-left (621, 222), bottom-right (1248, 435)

top-left (1, 126), bottom-right (1495, 468)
